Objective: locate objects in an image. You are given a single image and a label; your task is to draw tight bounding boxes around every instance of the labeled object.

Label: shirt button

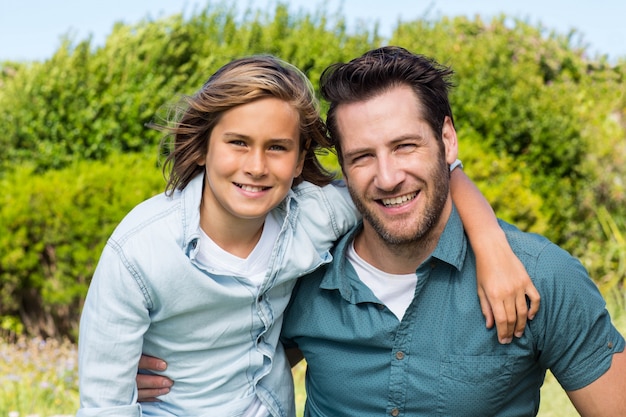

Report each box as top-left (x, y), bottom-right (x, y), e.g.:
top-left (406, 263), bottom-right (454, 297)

top-left (390, 408), bottom-right (400, 416)
top-left (608, 341), bottom-right (614, 349)
top-left (377, 304), bottom-right (385, 310)
top-left (257, 295), bottom-right (263, 303)
top-left (395, 351), bottom-right (405, 360)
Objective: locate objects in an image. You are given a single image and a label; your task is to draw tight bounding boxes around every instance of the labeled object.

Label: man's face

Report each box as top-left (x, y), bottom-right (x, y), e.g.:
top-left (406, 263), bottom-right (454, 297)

top-left (336, 84), bottom-right (458, 246)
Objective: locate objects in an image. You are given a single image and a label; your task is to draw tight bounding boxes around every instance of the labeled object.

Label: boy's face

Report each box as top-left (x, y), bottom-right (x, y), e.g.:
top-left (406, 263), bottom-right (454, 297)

top-left (199, 97), bottom-right (304, 233)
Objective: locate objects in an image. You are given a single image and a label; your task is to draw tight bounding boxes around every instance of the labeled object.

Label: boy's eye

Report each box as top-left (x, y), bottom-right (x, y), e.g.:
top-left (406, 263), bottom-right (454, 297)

top-left (269, 144), bottom-right (287, 151)
top-left (230, 140), bottom-right (246, 146)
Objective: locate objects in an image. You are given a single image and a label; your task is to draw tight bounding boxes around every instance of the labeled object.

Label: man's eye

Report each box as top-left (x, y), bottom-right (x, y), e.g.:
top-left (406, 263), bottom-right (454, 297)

top-left (397, 143), bottom-right (416, 151)
top-left (269, 144), bottom-right (287, 151)
top-left (230, 140), bottom-right (246, 146)
top-left (351, 154), bottom-right (371, 163)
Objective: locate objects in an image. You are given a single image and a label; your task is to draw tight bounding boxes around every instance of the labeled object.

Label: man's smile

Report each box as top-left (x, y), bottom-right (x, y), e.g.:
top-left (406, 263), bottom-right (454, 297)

top-left (379, 191), bottom-right (418, 207)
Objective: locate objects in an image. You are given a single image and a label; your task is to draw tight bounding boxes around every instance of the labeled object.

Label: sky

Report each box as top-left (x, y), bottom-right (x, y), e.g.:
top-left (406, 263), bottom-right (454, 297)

top-left (1, 0), bottom-right (625, 63)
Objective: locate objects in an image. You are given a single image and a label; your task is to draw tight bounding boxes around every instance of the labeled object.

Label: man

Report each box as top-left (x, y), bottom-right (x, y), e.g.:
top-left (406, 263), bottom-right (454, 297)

top-left (279, 46), bottom-right (626, 416)
top-left (137, 47), bottom-right (626, 415)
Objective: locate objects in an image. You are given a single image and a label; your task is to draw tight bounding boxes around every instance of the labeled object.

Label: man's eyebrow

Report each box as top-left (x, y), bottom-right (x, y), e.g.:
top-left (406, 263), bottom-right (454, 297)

top-left (390, 134), bottom-right (426, 144)
top-left (342, 146), bottom-right (372, 160)
top-left (343, 134), bottom-right (426, 158)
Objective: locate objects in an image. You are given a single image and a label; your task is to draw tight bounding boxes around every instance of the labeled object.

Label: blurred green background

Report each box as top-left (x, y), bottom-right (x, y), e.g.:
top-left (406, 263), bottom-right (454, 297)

top-left (1, 2), bottom-right (624, 416)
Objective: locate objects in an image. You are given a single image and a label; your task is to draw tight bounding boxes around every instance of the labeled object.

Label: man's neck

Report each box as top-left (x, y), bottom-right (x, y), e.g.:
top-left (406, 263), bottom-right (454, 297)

top-left (352, 227), bottom-right (434, 275)
top-left (352, 205), bottom-right (451, 275)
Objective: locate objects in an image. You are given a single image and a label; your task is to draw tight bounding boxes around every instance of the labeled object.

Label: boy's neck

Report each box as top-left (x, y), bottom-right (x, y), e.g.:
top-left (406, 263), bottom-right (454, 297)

top-left (199, 208), bottom-right (266, 258)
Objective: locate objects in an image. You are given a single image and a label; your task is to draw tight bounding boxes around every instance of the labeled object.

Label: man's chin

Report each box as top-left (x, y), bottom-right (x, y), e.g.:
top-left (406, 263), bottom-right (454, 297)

top-left (366, 219), bottom-right (424, 246)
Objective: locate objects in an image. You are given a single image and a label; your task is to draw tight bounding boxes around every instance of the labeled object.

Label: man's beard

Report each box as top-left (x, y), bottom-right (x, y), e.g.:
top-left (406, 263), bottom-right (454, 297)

top-left (348, 157), bottom-right (450, 247)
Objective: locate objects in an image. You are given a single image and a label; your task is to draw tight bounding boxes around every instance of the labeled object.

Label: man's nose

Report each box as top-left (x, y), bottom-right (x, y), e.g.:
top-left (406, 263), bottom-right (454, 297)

top-left (373, 156), bottom-right (404, 191)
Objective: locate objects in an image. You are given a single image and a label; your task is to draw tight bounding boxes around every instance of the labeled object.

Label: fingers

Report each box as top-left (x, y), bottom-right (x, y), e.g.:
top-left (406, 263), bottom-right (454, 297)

top-left (478, 286), bottom-right (516, 343)
top-left (136, 356), bottom-right (172, 403)
top-left (492, 299), bottom-right (514, 345)
top-left (138, 354), bottom-right (167, 372)
top-left (525, 284), bottom-right (541, 320)
top-left (137, 390), bottom-right (169, 402)
top-left (513, 292), bottom-right (529, 338)
top-left (136, 374), bottom-right (173, 402)
top-left (136, 374), bottom-right (173, 390)
top-left (137, 389), bottom-right (170, 402)
top-left (492, 289), bottom-right (539, 344)
top-left (477, 289), bottom-right (495, 330)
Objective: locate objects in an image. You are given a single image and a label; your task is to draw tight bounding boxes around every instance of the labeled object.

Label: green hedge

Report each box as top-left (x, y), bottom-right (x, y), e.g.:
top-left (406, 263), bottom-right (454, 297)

top-left (0, 151), bottom-right (163, 339)
top-left (0, 2), bottom-right (625, 339)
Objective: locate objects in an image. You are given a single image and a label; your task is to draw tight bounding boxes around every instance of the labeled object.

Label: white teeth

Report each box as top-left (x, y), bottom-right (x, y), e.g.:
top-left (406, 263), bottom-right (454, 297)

top-left (240, 184), bottom-right (265, 192)
top-left (381, 193), bottom-right (417, 207)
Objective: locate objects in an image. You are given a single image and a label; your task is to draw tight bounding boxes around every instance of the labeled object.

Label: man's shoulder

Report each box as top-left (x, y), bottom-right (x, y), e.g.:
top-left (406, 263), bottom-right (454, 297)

top-left (498, 219), bottom-right (563, 256)
top-left (497, 219), bottom-right (589, 284)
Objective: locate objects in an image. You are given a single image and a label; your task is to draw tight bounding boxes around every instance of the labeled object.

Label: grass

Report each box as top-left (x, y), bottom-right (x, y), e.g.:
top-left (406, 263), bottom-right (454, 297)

top-left (0, 337), bottom-right (77, 417)
top-left (1, 292), bottom-right (623, 417)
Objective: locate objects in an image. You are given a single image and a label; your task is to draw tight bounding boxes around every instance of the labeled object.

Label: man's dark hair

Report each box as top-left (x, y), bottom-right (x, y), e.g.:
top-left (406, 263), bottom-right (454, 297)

top-left (320, 46), bottom-right (455, 164)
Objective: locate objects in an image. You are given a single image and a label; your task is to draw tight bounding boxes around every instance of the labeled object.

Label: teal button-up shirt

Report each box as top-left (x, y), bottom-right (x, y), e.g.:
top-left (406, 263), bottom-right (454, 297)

top-left (282, 206), bottom-right (624, 417)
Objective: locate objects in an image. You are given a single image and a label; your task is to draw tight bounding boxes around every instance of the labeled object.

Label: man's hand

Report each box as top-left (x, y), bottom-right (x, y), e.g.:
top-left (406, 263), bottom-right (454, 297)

top-left (136, 355), bottom-right (173, 402)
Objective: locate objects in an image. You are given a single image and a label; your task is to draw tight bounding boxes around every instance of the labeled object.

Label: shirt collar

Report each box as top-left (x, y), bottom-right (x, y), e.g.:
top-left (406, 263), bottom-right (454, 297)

top-left (181, 173), bottom-right (205, 250)
top-left (180, 173), bottom-right (299, 253)
top-left (321, 204), bottom-right (468, 303)
top-left (429, 204), bottom-right (468, 272)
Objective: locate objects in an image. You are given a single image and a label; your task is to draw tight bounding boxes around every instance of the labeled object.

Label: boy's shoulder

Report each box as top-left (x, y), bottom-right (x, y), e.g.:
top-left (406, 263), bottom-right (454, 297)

top-left (110, 191), bottom-right (181, 242)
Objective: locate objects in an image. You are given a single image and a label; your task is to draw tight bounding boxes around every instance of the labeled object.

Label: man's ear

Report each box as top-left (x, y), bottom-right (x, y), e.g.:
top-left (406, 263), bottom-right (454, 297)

top-left (441, 116), bottom-right (459, 165)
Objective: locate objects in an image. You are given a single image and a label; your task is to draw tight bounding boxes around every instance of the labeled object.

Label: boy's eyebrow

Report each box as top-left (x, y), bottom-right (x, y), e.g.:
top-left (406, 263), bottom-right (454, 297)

top-left (222, 132), bottom-right (298, 143)
top-left (222, 132), bottom-right (250, 140)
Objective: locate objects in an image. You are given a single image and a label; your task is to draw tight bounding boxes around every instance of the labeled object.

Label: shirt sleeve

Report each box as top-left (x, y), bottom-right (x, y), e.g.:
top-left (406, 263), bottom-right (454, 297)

top-left (530, 242), bottom-right (625, 391)
top-left (77, 240), bottom-right (151, 416)
top-left (292, 180), bottom-right (359, 246)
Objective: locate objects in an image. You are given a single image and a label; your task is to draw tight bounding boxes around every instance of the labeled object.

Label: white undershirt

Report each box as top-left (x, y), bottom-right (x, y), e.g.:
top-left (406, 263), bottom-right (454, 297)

top-left (347, 241), bottom-right (418, 321)
top-left (195, 213), bottom-right (280, 287)
top-left (194, 214), bottom-right (281, 417)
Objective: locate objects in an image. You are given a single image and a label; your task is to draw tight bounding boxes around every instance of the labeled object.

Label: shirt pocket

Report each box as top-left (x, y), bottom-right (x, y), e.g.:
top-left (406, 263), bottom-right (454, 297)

top-left (437, 354), bottom-right (516, 416)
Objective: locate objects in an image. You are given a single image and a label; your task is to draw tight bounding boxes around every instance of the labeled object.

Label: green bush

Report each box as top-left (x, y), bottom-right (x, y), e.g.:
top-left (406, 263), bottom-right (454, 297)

top-left (0, 150), bottom-right (163, 340)
top-left (0, 2), bottom-right (624, 339)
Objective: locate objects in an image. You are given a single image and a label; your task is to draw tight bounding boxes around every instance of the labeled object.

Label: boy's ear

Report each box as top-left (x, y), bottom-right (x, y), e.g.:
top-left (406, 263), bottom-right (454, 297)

top-left (294, 150), bottom-right (306, 178)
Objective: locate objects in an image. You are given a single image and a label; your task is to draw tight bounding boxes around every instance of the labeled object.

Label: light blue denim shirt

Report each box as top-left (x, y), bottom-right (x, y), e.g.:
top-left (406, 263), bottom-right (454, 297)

top-left (77, 173), bottom-right (358, 417)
